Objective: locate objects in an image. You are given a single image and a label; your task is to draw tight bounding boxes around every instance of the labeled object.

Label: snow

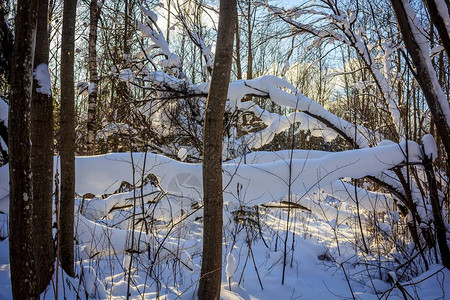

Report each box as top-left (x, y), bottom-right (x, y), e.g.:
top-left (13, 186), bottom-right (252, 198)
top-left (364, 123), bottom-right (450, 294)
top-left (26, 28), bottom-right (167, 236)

top-left (177, 12), bottom-right (215, 72)
top-left (0, 98), bottom-right (7, 124)
top-left (318, 180), bottom-right (392, 213)
top-left (139, 4), bottom-right (158, 23)
top-left (97, 123), bottom-right (136, 140)
top-left (0, 138), bottom-right (6, 153)
top-left (430, 45), bottom-right (444, 57)
top-left (226, 149), bottom-right (331, 164)
top-left (82, 185), bottom-right (159, 220)
top-left (136, 6), bottom-right (181, 75)
top-left (139, 65), bottom-right (383, 157)
top-left (435, 0), bottom-right (450, 37)
top-left (365, 278), bottom-right (390, 294)
top-left (88, 82), bottom-right (95, 94)
top-left (33, 63), bottom-right (52, 96)
top-left (177, 147), bottom-right (188, 161)
top-left (76, 82), bottom-right (89, 95)
top-left (1, 3), bottom-right (449, 298)
top-left (0, 142), bottom-right (448, 299)
top-left (422, 134), bottom-right (438, 161)
top-left (215, 75), bottom-right (377, 152)
top-left (225, 252), bottom-right (237, 280)
top-left (402, 0), bottom-right (450, 128)
top-left (80, 266), bottom-right (107, 298)
top-left (118, 69), bottom-right (135, 83)
top-left (0, 141), bottom-right (422, 205)
top-left (268, 4), bottom-right (404, 138)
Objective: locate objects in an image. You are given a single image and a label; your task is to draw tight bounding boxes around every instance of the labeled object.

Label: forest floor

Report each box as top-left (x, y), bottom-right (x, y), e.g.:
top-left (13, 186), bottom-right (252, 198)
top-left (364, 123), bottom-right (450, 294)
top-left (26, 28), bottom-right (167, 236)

top-left (0, 152), bottom-right (449, 299)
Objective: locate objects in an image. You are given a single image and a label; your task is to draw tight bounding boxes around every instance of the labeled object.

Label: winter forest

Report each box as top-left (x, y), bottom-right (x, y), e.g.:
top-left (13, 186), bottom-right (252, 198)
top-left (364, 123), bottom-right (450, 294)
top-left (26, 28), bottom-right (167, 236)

top-left (0, 0), bottom-right (450, 299)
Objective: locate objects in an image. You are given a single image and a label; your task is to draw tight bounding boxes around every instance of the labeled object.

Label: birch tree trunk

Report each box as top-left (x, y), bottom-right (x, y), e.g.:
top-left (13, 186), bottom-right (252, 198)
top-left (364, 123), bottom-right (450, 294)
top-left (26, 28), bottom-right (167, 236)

top-left (87, 0), bottom-right (100, 155)
top-left (198, 0), bottom-right (237, 299)
top-left (8, 0), bottom-right (39, 297)
top-left (60, 0), bottom-right (77, 277)
top-left (235, 5), bottom-right (242, 80)
top-left (246, 0), bottom-right (253, 80)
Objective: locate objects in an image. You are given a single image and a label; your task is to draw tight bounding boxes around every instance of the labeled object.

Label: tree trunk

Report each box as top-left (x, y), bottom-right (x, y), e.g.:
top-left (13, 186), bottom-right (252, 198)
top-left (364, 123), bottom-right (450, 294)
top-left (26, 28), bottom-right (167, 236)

top-left (390, 0), bottom-right (450, 161)
top-left (31, 0), bottom-right (55, 292)
top-left (8, 0), bottom-right (39, 298)
top-left (198, 0), bottom-right (237, 299)
top-left (424, 158), bottom-right (450, 269)
top-left (235, 5), bottom-right (242, 80)
top-left (425, 0), bottom-right (450, 60)
top-left (390, 0), bottom-right (450, 270)
top-left (87, 0), bottom-right (100, 155)
top-left (112, 0), bottom-right (131, 130)
top-left (166, 0), bottom-right (171, 44)
top-left (60, 0), bottom-right (77, 277)
top-left (246, 0), bottom-right (252, 80)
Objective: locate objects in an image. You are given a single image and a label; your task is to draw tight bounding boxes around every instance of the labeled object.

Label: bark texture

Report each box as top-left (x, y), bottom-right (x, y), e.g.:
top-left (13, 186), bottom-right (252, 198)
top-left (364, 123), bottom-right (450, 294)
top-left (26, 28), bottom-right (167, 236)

top-left (390, 0), bottom-right (450, 269)
top-left (60, 0), bottom-right (77, 277)
top-left (246, 0), bottom-right (253, 80)
top-left (198, 0), bottom-right (237, 299)
top-left (31, 0), bottom-right (55, 292)
top-left (87, 0), bottom-right (100, 155)
top-left (390, 0), bottom-right (450, 159)
top-left (8, 0), bottom-right (39, 298)
top-left (424, 158), bottom-right (450, 269)
top-left (425, 0), bottom-right (450, 59)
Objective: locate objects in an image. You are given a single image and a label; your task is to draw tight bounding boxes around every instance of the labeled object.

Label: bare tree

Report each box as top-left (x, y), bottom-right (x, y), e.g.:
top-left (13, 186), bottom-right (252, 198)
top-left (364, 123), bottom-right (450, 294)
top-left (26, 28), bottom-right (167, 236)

top-left (424, 0), bottom-right (450, 59)
top-left (390, 0), bottom-right (450, 158)
top-left (31, 0), bottom-right (55, 292)
top-left (198, 0), bottom-right (237, 299)
top-left (60, 0), bottom-right (77, 277)
top-left (390, 0), bottom-right (450, 269)
top-left (8, 0), bottom-right (39, 297)
top-left (87, 0), bottom-right (101, 155)
top-left (245, 0), bottom-right (254, 80)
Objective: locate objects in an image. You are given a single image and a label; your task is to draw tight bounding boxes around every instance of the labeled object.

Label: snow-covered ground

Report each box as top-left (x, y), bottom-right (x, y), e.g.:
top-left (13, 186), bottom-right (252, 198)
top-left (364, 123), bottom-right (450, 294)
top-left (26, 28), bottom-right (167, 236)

top-left (0, 151), bottom-right (449, 299)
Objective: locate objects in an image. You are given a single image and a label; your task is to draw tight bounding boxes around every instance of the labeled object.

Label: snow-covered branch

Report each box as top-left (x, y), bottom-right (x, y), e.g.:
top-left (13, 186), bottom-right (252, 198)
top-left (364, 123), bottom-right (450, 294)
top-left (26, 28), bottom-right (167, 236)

top-left (266, 2), bottom-right (404, 139)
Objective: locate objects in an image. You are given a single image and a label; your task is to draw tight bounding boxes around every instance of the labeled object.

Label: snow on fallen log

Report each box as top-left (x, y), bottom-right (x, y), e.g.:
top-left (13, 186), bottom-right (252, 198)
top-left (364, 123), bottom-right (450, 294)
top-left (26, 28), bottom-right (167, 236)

top-left (188, 75), bottom-right (378, 151)
top-left (264, 194), bottom-right (356, 225)
top-left (70, 141), bottom-right (422, 204)
top-left (221, 76), bottom-right (378, 150)
top-left (76, 210), bottom-right (147, 256)
top-left (81, 184), bottom-right (161, 220)
top-left (0, 141), bottom-right (422, 215)
top-left (225, 149), bottom-right (331, 164)
top-left (75, 210), bottom-right (194, 268)
top-left (220, 141), bottom-right (421, 206)
top-left (317, 180), bottom-right (392, 213)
